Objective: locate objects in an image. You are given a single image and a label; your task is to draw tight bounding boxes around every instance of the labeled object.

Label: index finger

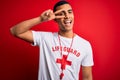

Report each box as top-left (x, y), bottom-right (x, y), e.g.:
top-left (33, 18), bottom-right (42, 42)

top-left (54, 9), bottom-right (64, 14)
top-left (55, 15), bottom-right (65, 19)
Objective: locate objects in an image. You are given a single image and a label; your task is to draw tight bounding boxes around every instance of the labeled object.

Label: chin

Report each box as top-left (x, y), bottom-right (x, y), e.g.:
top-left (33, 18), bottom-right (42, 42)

top-left (64, 27), bottom-right (73, 32)
top-left (59, 23), bottom-right (73, 31)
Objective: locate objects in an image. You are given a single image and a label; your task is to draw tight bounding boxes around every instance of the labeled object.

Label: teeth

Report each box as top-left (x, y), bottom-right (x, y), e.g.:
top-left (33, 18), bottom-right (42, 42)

top-left (64, 20), bottom-right (71, 24)
top-left (66, 21), bottom-right (70, 23)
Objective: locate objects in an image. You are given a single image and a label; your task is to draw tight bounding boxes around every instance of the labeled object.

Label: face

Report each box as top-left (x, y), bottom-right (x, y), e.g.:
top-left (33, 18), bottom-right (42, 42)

top-left (55, 4), bottom-right (74, 32)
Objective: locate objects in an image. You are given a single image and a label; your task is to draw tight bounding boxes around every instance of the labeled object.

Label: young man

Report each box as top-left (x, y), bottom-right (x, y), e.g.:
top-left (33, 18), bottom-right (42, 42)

top-left (10, 1), bottom-right (94, 80)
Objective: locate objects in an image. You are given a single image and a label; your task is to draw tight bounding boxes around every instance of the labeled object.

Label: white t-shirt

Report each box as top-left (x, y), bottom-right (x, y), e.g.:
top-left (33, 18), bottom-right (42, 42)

top-left (32, 31), bottom-right (94, 80)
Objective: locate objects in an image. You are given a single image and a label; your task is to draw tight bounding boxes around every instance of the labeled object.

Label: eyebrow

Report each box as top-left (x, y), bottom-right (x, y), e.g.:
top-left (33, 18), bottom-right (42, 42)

top-left (60, 9), bottom-right (73, 13)
top-left (68, 9), bottom-right (72, 11)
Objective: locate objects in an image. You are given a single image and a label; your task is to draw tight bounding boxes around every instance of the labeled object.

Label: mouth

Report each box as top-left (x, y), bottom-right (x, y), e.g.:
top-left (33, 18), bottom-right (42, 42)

top-left (63, 19), bottom-right (72, 26)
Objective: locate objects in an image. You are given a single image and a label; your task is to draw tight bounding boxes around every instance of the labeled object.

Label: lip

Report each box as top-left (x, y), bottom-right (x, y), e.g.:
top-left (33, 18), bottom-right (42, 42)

top-left (63, 19), bottom-right (72, 25)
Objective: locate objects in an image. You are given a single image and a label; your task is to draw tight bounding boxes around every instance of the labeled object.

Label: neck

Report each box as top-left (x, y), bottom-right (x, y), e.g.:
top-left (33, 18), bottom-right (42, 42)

top-left (58, 30), bottom-right (74, 38)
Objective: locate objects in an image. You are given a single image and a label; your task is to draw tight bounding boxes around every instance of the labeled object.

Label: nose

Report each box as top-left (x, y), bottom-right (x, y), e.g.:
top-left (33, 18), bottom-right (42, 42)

top-left (64, 12), bottom-right (69, 19)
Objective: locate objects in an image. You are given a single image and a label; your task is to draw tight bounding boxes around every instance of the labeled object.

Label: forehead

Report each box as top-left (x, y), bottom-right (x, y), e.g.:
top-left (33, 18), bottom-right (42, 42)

top-left (56, 4), bottom-right (72, 11)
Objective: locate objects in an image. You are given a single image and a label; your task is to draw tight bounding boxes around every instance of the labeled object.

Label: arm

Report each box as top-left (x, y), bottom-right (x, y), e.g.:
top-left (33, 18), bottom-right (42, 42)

top-left (10, 9), bottom-right (64, 43)
top-left (10, 17), bottom-right (42, 43)
top-left (82, 66), bottom-right (93, 80)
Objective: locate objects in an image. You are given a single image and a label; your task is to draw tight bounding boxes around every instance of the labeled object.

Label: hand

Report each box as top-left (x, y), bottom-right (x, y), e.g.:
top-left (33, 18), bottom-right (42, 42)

top-left (40, 9), bottom-right (65, 22)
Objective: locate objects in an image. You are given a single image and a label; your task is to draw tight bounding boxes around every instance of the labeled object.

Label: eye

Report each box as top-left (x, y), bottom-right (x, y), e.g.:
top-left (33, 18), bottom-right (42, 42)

top-left (68, 9), bottom-right (73, 14)
top-left (56, 12), bottom-right (64, 16)
top-left (69, 11), bottom-right (72, 13)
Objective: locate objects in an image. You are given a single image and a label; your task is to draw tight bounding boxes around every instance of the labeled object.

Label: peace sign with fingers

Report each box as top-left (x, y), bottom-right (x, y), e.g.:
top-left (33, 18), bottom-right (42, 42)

top-left (40, 9), bottom-right (65, 22)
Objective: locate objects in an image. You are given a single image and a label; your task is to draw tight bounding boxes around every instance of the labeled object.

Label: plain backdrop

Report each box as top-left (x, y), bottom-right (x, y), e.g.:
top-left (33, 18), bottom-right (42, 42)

top-left (0, 0), bottom-right (120, 80)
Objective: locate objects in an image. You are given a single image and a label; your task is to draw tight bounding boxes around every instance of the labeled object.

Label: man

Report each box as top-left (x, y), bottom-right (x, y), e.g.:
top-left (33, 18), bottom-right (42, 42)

top-left (10, 1), bottom-right (94, 80)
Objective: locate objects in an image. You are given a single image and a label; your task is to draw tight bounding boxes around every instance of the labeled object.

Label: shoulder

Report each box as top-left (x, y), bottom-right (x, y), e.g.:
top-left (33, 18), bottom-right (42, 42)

top-left (32, 31), bottom-right (58, 38)
top-left (74, 34), bottom-right (92, 48)
top-left (32, 31), bottom-right (54, 36)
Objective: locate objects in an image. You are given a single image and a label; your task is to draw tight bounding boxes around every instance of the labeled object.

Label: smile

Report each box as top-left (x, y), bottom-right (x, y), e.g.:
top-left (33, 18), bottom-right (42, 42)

top-left (64, 19), bottom-right (72, 25)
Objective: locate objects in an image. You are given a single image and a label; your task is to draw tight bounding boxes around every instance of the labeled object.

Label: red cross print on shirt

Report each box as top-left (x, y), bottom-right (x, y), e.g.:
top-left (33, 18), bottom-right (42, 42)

top-left (56, 55), bottom-right (72, 70)
top-left (56, 55), bottom-right (72, 79)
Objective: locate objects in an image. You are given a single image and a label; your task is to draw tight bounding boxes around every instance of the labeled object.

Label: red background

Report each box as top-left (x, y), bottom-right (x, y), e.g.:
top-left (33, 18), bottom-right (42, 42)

top-left (0, 0), bottom-right (120, 80)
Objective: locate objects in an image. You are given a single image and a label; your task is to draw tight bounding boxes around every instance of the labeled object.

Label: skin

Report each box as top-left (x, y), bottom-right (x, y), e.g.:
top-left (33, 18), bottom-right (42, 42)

top-left (55, 4), bottom-right (74, 38)
top-left (10, 3), bottom-right (93, 80)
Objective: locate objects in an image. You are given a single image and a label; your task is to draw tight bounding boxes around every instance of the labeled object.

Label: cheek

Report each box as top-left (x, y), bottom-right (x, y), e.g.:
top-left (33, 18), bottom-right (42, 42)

top-left (55, 20), bottom-right (63, 27)
top-left (72, 15), bottom-right (74, 20)
top-left (71, 13), bottom-right (74, 18)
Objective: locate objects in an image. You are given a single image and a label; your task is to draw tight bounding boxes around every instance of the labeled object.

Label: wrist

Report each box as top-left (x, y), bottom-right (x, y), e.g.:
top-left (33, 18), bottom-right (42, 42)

top-left (39, 16), bottom-right (43, 22)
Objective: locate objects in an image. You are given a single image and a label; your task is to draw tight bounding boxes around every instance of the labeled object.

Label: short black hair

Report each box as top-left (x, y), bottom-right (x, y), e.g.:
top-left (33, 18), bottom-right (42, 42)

top-left (53, 0), bottom-right (70, 12)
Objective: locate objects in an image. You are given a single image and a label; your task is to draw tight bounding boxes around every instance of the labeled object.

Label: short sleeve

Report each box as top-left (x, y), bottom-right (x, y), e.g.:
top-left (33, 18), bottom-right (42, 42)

top-left (32, 31), bottom-right (42, 46)
top-left (82, 42), bottom-right (94, 66)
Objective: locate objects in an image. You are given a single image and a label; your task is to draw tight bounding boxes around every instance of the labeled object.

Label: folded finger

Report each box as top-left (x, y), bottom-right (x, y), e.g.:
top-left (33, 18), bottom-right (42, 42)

top-left (45, 9), bottom-right (52, 16)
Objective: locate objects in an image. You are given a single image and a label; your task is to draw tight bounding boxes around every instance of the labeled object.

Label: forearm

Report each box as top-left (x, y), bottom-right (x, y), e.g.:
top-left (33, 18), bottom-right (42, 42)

top-left (83, 76), bottom-right (92, 80)
top-left (10, 16), bottom-right (41, 36)
top-left (10, 9), bottom-right (63, 36)
top-left (82, 66), bottom-right (93, 80)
